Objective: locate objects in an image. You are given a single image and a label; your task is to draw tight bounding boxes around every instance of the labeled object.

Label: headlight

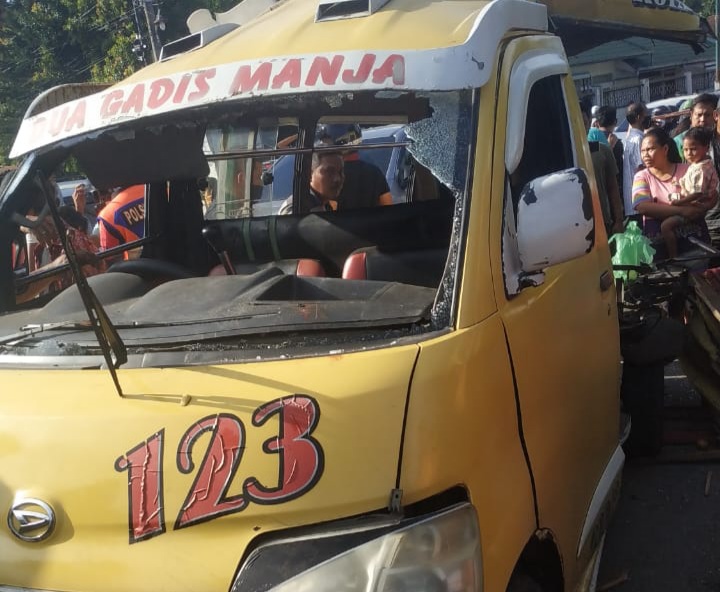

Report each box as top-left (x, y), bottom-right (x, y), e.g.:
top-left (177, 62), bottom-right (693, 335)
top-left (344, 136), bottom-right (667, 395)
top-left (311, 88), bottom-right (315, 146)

top-left (233, 503), bottom-right (481, 592)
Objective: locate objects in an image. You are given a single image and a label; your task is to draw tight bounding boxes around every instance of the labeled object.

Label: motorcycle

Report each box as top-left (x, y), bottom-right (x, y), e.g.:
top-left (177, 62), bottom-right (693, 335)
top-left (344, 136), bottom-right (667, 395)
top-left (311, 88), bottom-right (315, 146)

top-left (615, 238), bottom-right (718, 456)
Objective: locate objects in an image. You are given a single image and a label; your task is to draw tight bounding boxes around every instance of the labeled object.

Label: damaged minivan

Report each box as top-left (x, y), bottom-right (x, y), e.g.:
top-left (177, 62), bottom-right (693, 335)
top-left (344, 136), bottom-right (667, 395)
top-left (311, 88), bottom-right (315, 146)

top-left (0, 0), bottom-right (710, 591)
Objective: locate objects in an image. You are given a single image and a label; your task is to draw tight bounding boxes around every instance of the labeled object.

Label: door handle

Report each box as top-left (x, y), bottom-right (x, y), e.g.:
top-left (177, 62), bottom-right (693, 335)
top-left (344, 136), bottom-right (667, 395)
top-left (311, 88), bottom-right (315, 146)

top-left (599, 270), bottom-right (614, 292)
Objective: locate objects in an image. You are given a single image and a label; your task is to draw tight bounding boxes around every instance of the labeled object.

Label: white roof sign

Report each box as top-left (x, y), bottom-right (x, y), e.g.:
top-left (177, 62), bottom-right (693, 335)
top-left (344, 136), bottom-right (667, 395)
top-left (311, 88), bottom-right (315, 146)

top-left (10, 0), bottom-right (547, 158)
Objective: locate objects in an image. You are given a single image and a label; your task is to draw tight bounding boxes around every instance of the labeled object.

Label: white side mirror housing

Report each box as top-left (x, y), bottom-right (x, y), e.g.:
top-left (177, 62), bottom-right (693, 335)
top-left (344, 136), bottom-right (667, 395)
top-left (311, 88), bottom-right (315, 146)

top-left (517, 168), bottom-right (595, 273)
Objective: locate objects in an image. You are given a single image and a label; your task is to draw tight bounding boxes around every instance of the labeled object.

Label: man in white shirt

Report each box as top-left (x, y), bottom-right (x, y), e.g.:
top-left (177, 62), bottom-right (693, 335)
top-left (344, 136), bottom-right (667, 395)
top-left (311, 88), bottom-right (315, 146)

top-left (622, 102), bottom-right (647, 218)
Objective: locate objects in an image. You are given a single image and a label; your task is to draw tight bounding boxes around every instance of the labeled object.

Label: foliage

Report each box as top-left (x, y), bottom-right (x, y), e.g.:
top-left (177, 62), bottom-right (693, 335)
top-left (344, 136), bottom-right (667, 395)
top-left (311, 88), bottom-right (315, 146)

top-left (683, 0), bottom-right (718, 17)
top-left (0, 0), bottom-right (237, 163)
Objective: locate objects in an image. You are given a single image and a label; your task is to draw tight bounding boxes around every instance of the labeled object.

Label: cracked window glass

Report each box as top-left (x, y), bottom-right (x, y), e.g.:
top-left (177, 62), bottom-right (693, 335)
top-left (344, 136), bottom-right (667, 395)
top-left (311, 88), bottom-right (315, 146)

top-left (405, 90), bottom-right (472, 195)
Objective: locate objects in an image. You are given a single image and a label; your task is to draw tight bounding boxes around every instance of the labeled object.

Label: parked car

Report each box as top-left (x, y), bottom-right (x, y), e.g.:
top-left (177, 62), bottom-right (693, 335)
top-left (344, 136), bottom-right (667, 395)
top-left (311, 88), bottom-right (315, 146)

top-left (647, 93), bottom-right (696, 112)
top-left (614, 92), bottom-right (719, 142)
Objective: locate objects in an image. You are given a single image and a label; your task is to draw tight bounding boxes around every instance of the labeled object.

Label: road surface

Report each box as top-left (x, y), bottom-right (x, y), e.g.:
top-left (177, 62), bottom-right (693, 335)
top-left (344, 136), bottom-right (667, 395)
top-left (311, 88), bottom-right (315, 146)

top-left (598, 362), bottom-right (720, 591)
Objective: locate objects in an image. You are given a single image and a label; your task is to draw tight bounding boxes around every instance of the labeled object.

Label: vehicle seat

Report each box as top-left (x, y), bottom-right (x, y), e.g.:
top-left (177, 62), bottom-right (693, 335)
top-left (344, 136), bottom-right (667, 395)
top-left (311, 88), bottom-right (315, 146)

top-left (342, 247), bottom-right (448, 288)
top-left (208, 259), bottom-right (326, 277)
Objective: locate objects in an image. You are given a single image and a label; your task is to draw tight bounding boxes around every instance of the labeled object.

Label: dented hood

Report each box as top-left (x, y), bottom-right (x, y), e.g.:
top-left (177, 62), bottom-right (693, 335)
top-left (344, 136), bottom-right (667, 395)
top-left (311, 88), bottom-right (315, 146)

top-left (538, 0), bottom-right (711, 54)
top-left (0, 347), bottom-right (417, 591)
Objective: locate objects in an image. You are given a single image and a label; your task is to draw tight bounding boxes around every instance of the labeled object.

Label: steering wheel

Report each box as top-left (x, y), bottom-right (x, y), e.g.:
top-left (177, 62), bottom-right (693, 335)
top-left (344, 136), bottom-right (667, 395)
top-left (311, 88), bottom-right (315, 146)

top-left (11, 202), bottom-right (51, 230)
top-left (10, 173), bottom-right (52, 229)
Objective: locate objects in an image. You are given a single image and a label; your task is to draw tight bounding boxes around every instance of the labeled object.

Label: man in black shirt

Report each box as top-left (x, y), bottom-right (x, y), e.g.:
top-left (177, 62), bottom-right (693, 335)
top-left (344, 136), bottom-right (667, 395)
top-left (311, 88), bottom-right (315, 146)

top-left (316, 124), bottom-right (393, 209)
top-left (278, 152), bottom-right (344, 215)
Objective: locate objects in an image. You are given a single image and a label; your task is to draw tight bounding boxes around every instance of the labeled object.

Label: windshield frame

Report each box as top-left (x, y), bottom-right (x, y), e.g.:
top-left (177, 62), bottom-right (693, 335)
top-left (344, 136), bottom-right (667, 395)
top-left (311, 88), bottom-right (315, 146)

top-left (0, 87), bottom-right (479, 364)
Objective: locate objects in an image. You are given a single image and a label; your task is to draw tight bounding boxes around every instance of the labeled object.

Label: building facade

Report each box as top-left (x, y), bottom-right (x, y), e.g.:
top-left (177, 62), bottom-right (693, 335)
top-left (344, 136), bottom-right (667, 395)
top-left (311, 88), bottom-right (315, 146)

top-left (571, 36), bottom-right (717, 110)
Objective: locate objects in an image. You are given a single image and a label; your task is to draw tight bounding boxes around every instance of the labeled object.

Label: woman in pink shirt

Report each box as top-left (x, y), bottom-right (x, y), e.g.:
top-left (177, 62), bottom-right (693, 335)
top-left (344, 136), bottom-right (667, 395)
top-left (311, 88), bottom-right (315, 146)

top-left (632, 127), bottom-right (711, 255)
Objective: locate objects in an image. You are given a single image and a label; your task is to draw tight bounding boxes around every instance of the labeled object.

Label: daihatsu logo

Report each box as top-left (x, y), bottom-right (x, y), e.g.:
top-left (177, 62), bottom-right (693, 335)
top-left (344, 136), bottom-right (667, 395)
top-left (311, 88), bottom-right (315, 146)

top-left (7, 498), bottom-right (55, 542)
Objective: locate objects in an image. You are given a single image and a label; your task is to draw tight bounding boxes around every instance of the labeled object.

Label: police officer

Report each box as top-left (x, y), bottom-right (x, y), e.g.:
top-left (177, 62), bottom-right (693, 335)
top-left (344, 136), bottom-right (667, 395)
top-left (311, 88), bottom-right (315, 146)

top-left (97, 185), bottom-right (145, 251)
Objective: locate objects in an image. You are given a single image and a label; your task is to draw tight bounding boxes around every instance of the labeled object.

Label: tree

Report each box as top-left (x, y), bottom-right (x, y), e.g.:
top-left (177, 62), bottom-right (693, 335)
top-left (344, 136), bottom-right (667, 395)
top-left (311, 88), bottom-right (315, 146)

top-left (0, 0), bottom-right (238, 163)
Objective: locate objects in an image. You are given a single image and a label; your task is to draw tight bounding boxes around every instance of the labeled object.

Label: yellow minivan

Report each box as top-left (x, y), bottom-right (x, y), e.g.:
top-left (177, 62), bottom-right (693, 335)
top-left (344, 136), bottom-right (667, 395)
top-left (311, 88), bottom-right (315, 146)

top-left (0, 1), bottom-right (709, 591)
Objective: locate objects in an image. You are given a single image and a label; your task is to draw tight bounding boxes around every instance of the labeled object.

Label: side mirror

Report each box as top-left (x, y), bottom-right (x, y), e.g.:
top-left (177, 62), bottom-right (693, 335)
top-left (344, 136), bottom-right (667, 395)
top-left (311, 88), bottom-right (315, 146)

top-left (517, 168), bottom-right (594, 273)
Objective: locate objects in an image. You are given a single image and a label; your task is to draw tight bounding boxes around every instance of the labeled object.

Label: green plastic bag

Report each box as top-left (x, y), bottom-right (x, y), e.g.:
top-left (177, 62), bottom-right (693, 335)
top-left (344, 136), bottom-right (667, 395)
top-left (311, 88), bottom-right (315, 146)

top-left (608, 221), bottom-right (656, 283)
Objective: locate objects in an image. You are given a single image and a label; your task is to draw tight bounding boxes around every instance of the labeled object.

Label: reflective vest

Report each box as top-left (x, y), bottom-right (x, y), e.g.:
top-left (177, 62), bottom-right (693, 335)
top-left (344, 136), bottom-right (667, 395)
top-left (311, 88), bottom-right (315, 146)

top-left (97, 185), bottom-right (145, 250)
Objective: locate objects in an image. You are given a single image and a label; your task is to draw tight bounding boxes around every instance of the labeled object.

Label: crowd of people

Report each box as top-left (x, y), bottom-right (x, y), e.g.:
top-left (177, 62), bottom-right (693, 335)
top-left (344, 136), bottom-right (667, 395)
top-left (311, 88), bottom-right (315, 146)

top-left (16, 122), bottom-right (388, 301)
top-left (584, 93), bottom-right (720, 261)
top-left (14, 178), bottom-right (146, 302)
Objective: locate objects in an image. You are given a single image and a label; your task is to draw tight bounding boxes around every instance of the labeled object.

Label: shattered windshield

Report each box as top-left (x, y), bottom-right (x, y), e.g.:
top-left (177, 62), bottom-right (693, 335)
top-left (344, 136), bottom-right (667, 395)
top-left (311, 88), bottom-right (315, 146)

top-left (0, 89), bottom-right (474, 364)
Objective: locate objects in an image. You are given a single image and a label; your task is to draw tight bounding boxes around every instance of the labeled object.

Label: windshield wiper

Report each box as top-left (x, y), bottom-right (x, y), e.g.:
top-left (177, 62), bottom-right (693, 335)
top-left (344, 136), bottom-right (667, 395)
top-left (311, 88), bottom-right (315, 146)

top-left (0, 320), bottom-right (91, 346)
top-left (42, 173), bottom-right (127, 396)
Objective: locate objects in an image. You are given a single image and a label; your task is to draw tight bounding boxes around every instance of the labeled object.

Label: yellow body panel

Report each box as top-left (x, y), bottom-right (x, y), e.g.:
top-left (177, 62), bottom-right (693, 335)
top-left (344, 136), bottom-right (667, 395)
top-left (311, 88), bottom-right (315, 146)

top-left (489, 35), bottom-right (622, 587)
top-left (0, 347), bottom-right (418, 590)
top-left (400, 320), bottom-right (536, 592)
top-left (123, 0), bottom-right (490, 84)
top-left (455, 48), bottom-right (499, 330)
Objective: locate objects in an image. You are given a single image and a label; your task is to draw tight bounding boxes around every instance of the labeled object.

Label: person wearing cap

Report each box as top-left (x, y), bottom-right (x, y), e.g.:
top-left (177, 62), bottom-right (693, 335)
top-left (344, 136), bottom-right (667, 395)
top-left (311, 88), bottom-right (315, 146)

top-left (580, 99), bottom-right (604, 144)
top-left (315, 123), bottom-right (393, 209)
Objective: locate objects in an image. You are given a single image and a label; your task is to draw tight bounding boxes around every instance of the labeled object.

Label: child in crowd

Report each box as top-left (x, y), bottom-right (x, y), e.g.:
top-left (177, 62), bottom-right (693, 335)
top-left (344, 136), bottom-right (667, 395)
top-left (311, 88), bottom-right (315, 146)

top-left (661, 127), bottom-right (719, 258)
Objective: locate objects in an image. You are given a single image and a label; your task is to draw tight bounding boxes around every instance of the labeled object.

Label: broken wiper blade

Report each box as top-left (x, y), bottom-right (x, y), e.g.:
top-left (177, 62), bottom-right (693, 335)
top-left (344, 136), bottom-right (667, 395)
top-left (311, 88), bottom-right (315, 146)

top-left (41, 172), bottom-right (127, 396)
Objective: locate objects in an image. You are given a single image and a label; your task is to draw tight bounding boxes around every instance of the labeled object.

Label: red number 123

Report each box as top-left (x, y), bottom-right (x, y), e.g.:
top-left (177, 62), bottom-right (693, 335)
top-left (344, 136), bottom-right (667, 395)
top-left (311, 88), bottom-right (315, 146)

top-left (115, 395), bottom-right (323, 544)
